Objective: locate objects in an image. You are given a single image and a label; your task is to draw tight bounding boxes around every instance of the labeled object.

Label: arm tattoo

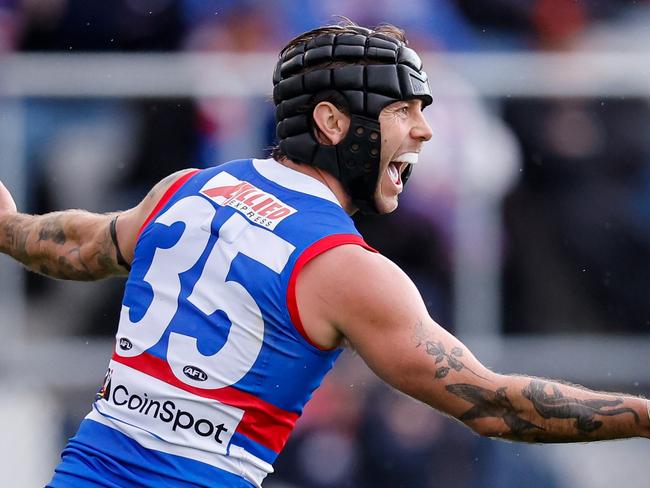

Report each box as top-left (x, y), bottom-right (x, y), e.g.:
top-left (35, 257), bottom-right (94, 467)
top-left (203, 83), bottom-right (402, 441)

top-left (1, 171), bottom-right (193, 278)
top-left (411, 320), bottom-right (488, 381)
top-left (523, 379), bottom-right (640, 434)
top-left (1, 214), bottom-right (31, 262)
top-left (447, 379), bottom-right (641, 442)
top-left (37, 215), bottom-right (67, 244)
top-left (446, 383), bottom-right (543, 438)
top-left (424, 341), bottom-right (489, 381)
top-left (1, 211), bottom-right (124, 280)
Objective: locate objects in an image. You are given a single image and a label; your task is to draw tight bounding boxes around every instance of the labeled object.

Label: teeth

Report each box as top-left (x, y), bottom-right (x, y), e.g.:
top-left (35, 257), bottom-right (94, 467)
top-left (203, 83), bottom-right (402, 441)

top-left (393, 152), bottom-right (419, 165)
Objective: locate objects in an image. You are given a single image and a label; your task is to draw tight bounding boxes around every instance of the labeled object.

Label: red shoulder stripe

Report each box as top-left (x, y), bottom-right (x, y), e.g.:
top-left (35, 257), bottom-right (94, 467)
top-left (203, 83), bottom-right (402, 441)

top-left (286, 234), bottom-right (377, 351)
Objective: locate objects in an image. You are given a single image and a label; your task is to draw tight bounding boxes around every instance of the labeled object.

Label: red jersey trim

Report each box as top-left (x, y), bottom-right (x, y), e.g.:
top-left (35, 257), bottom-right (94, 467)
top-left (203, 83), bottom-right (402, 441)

top-left (286, 234), bottom-right (377, 351)
top-left (111, 352), bottom-right (299, 454)
top-left (137, 169), bottom-right (201, 238)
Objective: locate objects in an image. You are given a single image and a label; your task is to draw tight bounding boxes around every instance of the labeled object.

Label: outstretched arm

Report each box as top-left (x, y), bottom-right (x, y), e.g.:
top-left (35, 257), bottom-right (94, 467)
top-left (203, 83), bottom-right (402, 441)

top-left (0, 206), bottom-right (123, 280)
top-left (0, 169), bottom-right (197, 281)
top-left (296, 245), bottom-right (650, 443)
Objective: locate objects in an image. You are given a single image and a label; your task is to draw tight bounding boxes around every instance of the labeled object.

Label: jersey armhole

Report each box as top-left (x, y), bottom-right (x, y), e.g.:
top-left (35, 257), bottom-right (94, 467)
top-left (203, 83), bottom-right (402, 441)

top-left (136, 169), bottom-right (201, 239)
top-left (286, 234), bottom-right (378, 351)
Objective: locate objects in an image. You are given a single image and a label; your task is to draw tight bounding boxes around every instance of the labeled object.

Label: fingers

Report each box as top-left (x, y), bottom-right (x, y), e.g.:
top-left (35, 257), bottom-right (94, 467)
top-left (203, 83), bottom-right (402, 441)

top-left (0, 180), bottom-right (18, 213)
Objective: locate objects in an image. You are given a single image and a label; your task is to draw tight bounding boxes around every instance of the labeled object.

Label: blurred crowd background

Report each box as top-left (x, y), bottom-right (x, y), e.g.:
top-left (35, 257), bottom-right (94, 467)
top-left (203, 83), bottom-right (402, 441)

top-left (1, 1), bottom-right (650, 487)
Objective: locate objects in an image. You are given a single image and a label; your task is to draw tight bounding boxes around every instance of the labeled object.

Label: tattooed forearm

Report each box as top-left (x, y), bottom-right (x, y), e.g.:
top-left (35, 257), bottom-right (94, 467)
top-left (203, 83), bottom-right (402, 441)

top-left (38, 215), bottom-right (67, 245)
top-left (0, 210), bottom-right (125, 280)
top-left (1, 213), bottom-right (32, 263)
top-left (446, 383), bottom-right (543, 440)
top-left (412, 322), bottom-right (649, 441)
top-left (446, 377), bottom-right (645, 443)
top-left (523, 379), bottom-right (640, 434)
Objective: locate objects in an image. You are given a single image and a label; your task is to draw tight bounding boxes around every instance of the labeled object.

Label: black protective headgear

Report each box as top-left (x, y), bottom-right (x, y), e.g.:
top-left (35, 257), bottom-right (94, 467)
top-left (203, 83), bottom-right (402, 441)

top-left (273, 25), bottom-right (433, 214)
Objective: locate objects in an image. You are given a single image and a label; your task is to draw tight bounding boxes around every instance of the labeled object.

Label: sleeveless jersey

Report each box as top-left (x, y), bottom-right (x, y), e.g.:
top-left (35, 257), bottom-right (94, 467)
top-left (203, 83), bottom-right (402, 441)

top-left (48, 158), bottom-right (374, 488)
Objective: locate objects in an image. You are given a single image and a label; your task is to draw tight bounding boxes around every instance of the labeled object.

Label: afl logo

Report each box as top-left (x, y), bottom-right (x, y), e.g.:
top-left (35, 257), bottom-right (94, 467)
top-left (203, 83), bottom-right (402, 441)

top-left (183, 365), bottom-right (208, 382)
top-left (119, 338), bottom-right (133, 351)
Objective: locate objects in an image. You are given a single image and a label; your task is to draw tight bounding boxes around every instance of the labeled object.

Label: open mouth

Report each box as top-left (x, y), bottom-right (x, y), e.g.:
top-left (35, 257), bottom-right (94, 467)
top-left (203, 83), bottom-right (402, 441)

top-left (388, 152), bottom-right (419, 186)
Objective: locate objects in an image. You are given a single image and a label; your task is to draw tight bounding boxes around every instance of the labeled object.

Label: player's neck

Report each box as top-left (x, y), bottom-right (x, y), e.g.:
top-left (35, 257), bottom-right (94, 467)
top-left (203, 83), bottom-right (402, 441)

top-left (276, 158), bottom-right (358, 215)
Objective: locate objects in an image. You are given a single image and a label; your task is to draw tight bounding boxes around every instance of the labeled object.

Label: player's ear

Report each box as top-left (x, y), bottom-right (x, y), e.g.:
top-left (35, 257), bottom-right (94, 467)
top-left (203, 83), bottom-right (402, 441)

top-left (312, 101), bottom-right (350, 145)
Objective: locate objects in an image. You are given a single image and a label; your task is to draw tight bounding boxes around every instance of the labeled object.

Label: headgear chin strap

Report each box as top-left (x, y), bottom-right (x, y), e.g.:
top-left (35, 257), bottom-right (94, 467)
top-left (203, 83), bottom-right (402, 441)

top-left (273, 26), bottom-right (432, 214)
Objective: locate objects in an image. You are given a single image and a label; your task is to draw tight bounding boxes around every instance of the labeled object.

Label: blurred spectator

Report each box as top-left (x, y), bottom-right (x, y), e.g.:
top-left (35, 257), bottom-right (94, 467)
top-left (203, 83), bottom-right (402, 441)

top-left (19, 0), bottom-right (184, 52)
top-left (181, 1), bottom-right (278, 166)
top-left (358, 385), bottom-right (478, 488)
top-left (0, 0), bottom-right (21, 53)
top-left (181, 1), bottom-right (283, 52)
top-left (502, 97), bottom-right (650, 333)
top-left (450, 0), bottom-right (645, 50)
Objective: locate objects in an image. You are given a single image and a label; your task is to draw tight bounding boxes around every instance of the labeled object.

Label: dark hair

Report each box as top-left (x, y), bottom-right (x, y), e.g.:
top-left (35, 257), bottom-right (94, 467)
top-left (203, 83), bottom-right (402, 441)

top-left (279, 20), bottom-right (407, 57)
top-left (270, 20), bottom-right (409, 161)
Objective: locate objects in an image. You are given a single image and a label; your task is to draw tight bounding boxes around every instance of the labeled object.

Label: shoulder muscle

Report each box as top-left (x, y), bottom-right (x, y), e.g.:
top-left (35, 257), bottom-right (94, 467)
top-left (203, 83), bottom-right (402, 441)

top-left (296, 244), bottom-right (428, 348)
top-left (115, 168), bottom-right (200, 262)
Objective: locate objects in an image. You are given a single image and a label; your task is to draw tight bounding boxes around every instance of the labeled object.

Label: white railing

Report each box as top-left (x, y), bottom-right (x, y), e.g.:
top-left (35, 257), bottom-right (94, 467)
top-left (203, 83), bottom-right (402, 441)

top-left (2, 52), bottom-right (650, 97)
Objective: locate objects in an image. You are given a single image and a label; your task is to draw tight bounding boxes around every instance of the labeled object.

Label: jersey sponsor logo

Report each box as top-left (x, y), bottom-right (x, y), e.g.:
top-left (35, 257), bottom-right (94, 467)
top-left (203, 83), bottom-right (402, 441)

top-left (199, 172), bottom-right (297, 230)
top-left (95, 362), bottom-right (244, 454)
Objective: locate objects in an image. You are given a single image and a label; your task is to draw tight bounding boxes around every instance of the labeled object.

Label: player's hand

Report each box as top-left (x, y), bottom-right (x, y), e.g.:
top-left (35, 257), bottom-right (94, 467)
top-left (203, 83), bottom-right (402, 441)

top-left (0, 180), bottom-right (18, 215)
